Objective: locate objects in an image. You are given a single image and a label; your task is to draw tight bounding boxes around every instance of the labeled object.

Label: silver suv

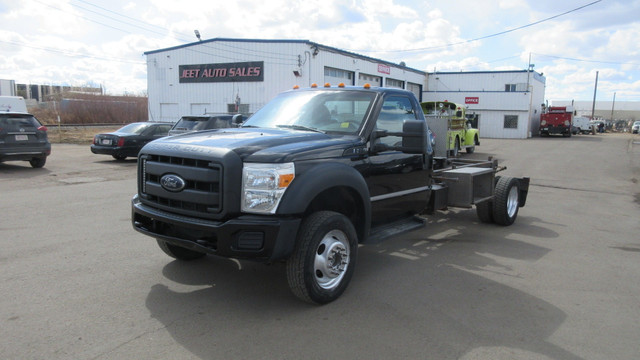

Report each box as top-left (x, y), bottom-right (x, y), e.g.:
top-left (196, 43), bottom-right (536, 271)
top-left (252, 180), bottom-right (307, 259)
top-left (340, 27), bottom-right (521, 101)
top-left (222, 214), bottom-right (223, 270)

top-left (0, 113), bottom-right (51, 168)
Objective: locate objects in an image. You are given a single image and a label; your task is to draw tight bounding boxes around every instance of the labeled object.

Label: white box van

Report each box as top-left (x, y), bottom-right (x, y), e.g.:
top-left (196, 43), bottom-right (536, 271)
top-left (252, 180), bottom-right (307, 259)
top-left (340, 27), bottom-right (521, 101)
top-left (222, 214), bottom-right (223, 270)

top-left (0, 96), bottom-right (28, 113)
top-left (573, 117), bottom-right (593, 134)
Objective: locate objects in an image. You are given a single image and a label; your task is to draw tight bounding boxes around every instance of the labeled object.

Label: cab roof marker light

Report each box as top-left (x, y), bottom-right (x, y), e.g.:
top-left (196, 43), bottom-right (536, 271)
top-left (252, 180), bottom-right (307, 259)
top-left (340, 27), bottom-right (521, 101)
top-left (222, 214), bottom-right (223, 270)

top-left (311, 83), bottom-right (318, 88)
top-left (324, 83), bottom-right (331, 87)
top-left (363, 83), bottom-right (371, 89)
top-left (338, 83), bottom-right (345, 88)
top-left (293, 85), bottom-right (300, 89)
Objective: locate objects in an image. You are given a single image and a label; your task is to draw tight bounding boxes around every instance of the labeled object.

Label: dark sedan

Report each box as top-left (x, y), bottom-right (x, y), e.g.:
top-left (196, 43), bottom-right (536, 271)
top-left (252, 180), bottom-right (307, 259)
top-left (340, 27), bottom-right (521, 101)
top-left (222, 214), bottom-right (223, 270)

top-left (91, 122), bottom-right (171, 160)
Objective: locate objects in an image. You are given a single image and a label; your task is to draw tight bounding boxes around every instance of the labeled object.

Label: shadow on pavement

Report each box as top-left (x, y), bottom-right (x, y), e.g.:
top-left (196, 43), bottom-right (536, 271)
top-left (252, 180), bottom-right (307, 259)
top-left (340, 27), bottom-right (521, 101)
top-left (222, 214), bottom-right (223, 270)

top-left (143, 207), bottom-right (582, 359)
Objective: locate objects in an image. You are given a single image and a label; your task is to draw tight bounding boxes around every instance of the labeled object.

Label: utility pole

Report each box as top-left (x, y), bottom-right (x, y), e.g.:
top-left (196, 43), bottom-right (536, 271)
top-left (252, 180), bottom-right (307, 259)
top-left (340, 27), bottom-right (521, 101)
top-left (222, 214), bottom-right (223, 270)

top-left (591, 71), bottom-right (598, 120)
top-left (610, 92), bottom-right (616, 124)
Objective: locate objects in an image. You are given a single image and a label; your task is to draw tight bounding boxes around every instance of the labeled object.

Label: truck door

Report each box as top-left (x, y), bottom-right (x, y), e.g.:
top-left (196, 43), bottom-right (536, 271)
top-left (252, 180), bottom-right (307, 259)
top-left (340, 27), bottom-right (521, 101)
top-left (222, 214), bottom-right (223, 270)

top-left (365, 94), bottom-right (431, 226)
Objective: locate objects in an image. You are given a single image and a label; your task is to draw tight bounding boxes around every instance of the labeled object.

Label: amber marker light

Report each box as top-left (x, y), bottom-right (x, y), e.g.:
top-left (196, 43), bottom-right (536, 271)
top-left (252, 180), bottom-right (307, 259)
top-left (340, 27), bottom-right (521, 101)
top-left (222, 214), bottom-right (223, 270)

top-left (311, 83), bottom-right (318, 88)
top-left (279, 173), bottom-right (295, 188)
top-left (338, 83), bottom-right (345, 88)
top-left (363, 83), bottom-right (371, 89)
top-left (293, 85), bottom-right (300, 89)
top-left (324, 83), bottom-right (331, 87)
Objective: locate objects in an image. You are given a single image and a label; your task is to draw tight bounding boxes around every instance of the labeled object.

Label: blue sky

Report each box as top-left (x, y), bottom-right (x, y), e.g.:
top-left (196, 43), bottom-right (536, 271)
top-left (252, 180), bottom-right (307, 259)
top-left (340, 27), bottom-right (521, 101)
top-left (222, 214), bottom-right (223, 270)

top-left (1, 0), bottom-right (638, 102)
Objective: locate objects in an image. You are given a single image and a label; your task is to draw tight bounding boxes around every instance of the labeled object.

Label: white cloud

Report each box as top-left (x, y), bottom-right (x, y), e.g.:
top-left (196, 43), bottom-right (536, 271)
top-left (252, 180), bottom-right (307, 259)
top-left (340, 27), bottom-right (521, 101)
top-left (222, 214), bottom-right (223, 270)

top-left (0, 0), bottom-right (638, 100)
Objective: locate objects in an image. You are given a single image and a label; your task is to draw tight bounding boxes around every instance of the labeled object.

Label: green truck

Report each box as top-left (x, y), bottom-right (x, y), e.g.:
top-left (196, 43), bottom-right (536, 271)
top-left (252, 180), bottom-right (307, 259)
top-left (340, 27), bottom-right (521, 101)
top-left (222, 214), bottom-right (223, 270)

top-left (422, 101), bottom-right (480, 157)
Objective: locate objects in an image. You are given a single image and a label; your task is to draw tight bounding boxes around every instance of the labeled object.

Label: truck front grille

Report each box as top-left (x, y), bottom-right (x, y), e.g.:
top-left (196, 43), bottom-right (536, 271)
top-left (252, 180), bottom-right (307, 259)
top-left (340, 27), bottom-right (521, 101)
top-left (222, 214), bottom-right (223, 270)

top-left (139, 154), bottom-right (222, 219)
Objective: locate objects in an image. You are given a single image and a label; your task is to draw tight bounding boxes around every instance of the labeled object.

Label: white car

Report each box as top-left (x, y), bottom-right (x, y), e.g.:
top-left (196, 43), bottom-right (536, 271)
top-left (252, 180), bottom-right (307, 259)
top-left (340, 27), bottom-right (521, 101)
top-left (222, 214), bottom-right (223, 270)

top-left (632, 121), bottom-right (640, 134)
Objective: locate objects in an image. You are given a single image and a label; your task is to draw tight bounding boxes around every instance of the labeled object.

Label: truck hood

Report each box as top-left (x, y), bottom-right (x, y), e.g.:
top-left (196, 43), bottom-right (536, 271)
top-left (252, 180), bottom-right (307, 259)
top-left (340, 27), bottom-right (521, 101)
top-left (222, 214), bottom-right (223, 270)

top-left (141, 127), bottom-right (361, 162)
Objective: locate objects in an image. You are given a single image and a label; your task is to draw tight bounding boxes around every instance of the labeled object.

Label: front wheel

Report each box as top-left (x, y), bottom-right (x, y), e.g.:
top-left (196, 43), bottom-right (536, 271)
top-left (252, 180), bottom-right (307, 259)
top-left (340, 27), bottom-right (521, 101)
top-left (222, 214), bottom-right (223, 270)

top-left (286, 211), bottom-right (358, 304)
top-left (451, 137), bottom-right (460, 157)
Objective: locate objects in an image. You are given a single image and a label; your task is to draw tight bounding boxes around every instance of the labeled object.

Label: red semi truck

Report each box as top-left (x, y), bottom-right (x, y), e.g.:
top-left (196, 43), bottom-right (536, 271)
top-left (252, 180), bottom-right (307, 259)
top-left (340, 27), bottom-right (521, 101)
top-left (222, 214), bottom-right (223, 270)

top-left (540, 106), bottom-right (574, 137)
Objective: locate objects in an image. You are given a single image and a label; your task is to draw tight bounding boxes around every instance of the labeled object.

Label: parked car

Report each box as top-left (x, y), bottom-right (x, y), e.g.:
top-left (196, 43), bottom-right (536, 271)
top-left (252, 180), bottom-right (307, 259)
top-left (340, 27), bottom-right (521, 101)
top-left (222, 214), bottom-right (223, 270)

top-left (0, 112), bottom-right (51, 168)
top-left (168, 114), bottom-right (244, 135)
top-left (91, 122), bottom-right (172, 160)
top-left (632, 121), bottom-right (640, 134)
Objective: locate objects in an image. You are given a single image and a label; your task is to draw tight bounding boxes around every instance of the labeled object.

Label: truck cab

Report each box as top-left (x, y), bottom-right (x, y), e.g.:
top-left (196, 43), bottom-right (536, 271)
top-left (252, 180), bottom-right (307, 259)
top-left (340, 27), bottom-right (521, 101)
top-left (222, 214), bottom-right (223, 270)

top-left (540, 106), bottom-right (574, 137)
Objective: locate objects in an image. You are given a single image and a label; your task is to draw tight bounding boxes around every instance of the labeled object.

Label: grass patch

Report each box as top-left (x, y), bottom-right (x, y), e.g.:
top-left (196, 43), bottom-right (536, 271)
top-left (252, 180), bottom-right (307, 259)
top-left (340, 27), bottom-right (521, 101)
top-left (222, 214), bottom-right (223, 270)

top-left (47, 126), bottom-right (121, 145)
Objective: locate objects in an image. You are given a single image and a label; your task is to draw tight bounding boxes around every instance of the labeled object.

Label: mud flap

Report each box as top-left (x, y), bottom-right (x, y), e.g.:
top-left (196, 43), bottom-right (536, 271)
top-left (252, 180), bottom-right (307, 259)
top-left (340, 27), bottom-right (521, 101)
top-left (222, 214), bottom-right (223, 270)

top-left (518, 177), bottom-right (530, 207)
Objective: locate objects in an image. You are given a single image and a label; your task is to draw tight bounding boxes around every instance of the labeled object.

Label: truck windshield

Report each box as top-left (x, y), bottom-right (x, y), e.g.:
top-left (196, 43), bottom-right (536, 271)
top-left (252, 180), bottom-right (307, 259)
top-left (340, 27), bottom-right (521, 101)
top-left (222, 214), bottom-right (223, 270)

top-left (242, 90), bottom-right (375, 134)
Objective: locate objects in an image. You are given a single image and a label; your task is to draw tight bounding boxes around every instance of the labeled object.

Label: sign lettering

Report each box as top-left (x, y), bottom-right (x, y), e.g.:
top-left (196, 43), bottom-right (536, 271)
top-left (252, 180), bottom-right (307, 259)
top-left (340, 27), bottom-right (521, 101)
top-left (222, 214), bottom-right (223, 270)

top-left (465, 97), bottom-right (479, 104)
top-left (179, 61), bottom-right (264, 83)
top-left (377, 64), bottom-right (390, 74)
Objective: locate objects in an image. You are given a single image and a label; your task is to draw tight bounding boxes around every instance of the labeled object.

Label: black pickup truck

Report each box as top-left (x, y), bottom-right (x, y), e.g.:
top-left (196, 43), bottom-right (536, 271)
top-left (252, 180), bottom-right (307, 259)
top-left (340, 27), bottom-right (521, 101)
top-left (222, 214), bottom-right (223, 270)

top-left (132, 84), bottom-right (528, 304)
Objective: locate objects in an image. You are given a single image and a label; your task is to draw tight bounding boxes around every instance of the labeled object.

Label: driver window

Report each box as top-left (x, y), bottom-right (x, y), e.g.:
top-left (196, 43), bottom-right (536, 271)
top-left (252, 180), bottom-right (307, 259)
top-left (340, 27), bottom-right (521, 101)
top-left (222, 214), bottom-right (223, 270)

top-left (376, 96), bottom-right (415, 146)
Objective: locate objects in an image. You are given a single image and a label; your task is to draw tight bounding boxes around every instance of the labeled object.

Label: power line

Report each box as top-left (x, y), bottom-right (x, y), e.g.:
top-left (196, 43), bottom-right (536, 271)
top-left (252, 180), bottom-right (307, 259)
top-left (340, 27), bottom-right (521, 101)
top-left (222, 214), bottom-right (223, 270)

top-left (533, 53), bottom-right (640, 66)
top-left (0, 39), bottom-right (145, 64)
top-left (26, 0), bottom-right (299, 66)
top-left (347, 0), bottom-right (603, 54)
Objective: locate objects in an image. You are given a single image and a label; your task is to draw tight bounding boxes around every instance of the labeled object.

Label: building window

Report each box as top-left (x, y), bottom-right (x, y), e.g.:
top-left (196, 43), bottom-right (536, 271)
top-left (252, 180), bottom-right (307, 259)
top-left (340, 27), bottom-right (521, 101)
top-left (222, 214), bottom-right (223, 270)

top-left (385, 78), bottom-right (404, 89)
top-left (358, 73), bottom-right (381, 86)
top-left (505, 84), bottom-right (517, 92)
top-left (504, 115), bottom-right (518, 129)
top-left (227, 103), bottom-right (250, 115)
top-left (324, 67), bottom-right (354, 85)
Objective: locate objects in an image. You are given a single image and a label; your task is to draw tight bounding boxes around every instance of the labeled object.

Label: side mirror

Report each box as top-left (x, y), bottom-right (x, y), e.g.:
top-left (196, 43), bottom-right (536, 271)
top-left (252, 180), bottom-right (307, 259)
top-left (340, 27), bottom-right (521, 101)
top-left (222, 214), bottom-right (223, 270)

top-left (401, 120), bottom-right (427, 154)
top-left (370, 121), bottom-right (427, 154)
top-left (232, 114), bottom-right (244, 125)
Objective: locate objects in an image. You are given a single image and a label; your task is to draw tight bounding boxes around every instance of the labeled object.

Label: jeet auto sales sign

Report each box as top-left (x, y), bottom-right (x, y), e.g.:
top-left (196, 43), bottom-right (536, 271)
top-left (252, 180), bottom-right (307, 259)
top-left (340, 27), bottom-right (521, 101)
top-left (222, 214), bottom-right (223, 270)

top-left (179, 61), bottom-right (264, 83)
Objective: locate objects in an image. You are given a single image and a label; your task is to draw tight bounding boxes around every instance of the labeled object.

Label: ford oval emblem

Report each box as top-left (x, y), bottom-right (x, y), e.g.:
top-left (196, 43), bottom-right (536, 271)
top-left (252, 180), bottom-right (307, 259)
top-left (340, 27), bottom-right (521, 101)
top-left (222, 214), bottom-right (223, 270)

top-left (160, 174), bottom-right (186, 192)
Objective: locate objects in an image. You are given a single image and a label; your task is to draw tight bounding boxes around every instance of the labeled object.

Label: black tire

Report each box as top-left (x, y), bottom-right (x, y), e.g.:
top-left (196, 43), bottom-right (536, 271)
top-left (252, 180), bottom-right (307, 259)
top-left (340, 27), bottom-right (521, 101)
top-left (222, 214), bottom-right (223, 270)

top-left (29, 157), bottom-right (46, 168)
top-left (476, 201), bottom-right (493, 223)
top-left (112, 154), bottom-right (127, 160)
top-left (156, 239), bottom-right (206, 260)
top-left (286, 211), bottom-right (358, 305)
top-left (466, 145), bottom-right (475, 154)
top-left (492, 177), bottom-right (520, 226)
top-left (451, 137), bottom-right (460, 157)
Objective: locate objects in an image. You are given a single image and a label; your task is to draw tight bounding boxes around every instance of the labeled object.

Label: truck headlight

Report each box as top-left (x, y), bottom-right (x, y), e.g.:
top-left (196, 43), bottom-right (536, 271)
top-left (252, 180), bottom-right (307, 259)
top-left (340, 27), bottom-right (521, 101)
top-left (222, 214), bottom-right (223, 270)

top-left (242, 163), bottom-right (295, 214)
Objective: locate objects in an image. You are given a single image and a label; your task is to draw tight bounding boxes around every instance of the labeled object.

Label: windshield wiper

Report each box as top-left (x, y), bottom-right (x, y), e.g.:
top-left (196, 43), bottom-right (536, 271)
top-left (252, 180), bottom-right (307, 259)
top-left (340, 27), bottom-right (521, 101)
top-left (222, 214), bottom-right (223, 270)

top-left (276, 124), bottom-right (325, 133)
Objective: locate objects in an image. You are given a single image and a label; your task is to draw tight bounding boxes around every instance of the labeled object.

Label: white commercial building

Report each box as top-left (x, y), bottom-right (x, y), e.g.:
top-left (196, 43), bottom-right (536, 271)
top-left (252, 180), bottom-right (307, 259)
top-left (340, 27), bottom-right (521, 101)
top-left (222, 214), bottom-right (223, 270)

top-left (144, 38), bottom-right (426, 123)
top-left (423, 70), bottom-right (546, 139)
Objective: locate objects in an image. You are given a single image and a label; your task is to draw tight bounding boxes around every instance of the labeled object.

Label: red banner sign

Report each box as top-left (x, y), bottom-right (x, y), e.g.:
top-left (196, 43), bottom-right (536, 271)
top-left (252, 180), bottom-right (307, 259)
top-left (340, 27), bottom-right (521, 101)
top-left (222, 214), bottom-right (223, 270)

top-left (465, 97), bottom-right (479, 104)
top-left (377, 64), bottom-right (390, 74)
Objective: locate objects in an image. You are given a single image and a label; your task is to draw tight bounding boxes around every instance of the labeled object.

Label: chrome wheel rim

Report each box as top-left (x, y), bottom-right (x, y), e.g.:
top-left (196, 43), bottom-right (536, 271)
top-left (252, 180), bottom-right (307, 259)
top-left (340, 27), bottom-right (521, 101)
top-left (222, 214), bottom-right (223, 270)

top-left (507, 186), bottom-right (519, 218)
top-left (313, 230), bottom-right (350, 290)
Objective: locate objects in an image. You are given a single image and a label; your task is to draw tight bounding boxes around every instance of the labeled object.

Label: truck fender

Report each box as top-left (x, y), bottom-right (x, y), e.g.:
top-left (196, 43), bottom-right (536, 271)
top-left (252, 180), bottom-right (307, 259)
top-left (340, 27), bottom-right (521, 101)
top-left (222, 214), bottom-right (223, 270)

top-left (277, 162), bottom-right (371, 240)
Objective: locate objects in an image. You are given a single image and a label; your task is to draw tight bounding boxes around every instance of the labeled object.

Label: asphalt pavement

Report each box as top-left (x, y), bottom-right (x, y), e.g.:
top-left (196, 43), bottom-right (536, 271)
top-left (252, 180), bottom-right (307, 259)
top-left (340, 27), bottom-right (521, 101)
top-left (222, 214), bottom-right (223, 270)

top-left (1, 134), bottom-right (639, 360)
